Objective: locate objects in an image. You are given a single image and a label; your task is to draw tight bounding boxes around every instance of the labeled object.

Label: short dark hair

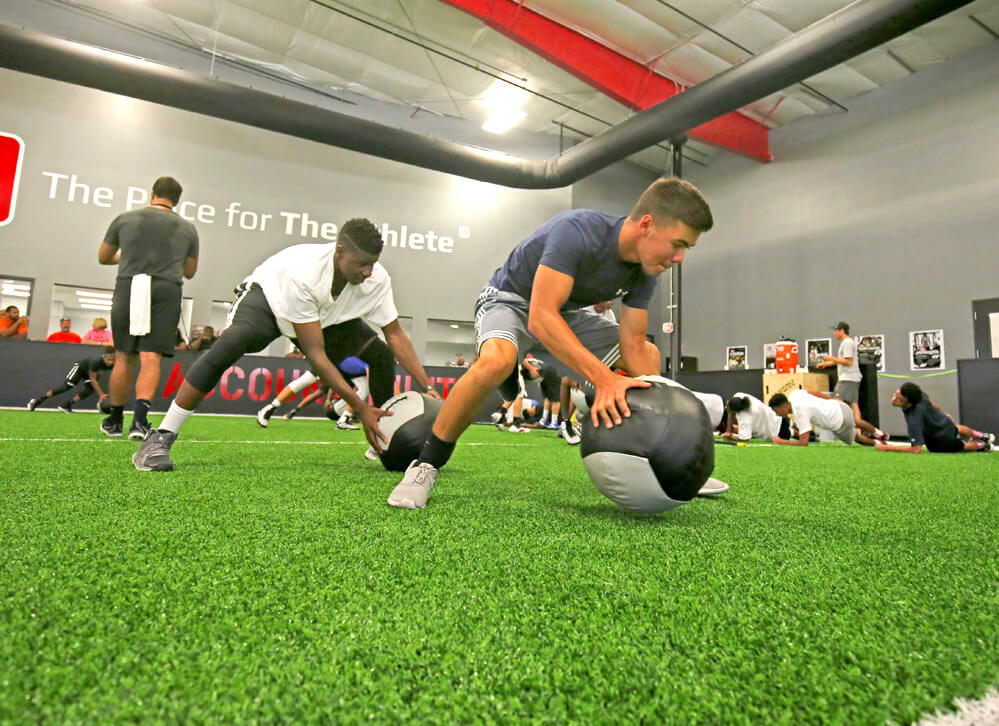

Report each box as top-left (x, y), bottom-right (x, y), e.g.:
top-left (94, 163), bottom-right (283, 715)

top-left (727, 395), bottom-right (751, 413)
top-left (60, 317), bottom-right (71, 322)
top-left (6, 305), bottom-right (18, 313)
top-left (103, 345), bottom-right (115, 355)
top-left (899, 382), bottom-right (923, 405)
top-left (339, 218), bottom-right (383, 256)
top-left (768, 393), bottom-right (788, 409)
top-left (152, 176), bottom-right (183, 205)
top-left (629, 177), bottom-right (713, 232)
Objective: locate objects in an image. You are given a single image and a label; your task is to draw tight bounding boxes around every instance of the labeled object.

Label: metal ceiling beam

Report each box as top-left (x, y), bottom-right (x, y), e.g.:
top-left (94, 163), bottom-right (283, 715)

top-left (437, 0), bottom-right (773, 162)
top-left (0, 0), bottom-right (974, 189)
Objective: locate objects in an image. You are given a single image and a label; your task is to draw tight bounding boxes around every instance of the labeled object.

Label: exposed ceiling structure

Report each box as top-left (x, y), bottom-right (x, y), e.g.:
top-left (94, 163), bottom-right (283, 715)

top-left (7, 0), bottom-right (999, 174)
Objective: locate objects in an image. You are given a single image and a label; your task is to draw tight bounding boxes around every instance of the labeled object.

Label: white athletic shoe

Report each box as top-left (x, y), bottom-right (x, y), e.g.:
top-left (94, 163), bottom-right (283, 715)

top-left (387, 460), bottom-right (438, 509)
top-left (507, 424), bottom-right (530, 433)
top-left (696, 478), bottom-right (730, 497)
top-left (560, 420), bottom-right (581, 445)
top-left (256, 404), bottom-right (275, 428)
top-left (364, 447), bottom-right (380, 461)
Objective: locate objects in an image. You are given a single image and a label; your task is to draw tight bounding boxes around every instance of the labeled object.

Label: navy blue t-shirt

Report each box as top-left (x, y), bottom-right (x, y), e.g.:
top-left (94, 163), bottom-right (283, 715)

top-left (902, 399), bottom-right (956, 446)
top-left (487, 210), bottom-right (658, 310)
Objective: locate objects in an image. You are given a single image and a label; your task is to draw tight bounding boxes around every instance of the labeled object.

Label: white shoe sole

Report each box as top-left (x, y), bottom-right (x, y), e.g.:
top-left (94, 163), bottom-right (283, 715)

top-left (387, 495), bottom-right (421, 509)
top-left (696, 478), bottom-right (730, 497)
top-left (131, 452), bottom-right (174, 472)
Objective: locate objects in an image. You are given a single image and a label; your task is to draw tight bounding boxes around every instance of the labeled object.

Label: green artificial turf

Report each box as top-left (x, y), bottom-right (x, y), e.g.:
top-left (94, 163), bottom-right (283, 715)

top-left (0, 409), bottom-right (996, 724)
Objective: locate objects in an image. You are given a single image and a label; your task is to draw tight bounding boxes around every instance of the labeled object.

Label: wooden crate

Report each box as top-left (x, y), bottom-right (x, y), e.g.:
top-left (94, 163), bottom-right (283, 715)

top-left (762, 372), bottom-right (830, 404)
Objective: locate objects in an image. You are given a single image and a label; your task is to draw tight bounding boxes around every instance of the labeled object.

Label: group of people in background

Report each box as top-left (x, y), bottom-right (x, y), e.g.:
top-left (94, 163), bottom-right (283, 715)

top-left (13, 173), bottom-right (995, 505)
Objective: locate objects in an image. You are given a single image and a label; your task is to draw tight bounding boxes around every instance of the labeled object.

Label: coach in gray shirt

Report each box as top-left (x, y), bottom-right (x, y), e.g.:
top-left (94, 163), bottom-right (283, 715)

top-left (98, 176), bottom-right (199, 440)
top-left (817, 320), bottom-right (864, 420)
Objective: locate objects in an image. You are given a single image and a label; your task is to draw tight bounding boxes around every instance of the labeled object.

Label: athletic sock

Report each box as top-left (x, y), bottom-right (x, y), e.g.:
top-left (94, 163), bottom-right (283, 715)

top-left (134, 399), bottom-right (152, 427)
top-left (159, 402), bottom-right (194, 434)
top-left (110, 405), bottom-right (124, 425)
top-left (268, 398), bottom-right (281, 409)
top-left (418, 433), bottom-right (456, 470)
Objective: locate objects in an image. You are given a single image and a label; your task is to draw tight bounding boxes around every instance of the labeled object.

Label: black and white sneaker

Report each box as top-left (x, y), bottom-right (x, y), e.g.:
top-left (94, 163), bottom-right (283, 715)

top-left (282, 408), bottom-right (299, 421)
top-left (58, 403), bottom-right (74, 414)
top-left (560, 420), bottom-right (581, 445)
top-left (257, 404), bottom-right (275, 428)
top-left (26, 398), bottom-right (40, 411)
top-left (128, 421), bottom-right (151, 442)
top-left (100, 417), bottom-right (123, 437)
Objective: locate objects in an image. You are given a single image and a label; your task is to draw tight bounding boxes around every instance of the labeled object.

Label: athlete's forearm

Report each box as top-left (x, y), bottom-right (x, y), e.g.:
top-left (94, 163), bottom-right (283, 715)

top-left (528, 307), bottom-right (614, 387)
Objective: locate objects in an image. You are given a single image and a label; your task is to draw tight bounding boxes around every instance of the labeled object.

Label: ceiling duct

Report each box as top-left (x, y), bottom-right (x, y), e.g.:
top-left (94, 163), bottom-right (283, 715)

top-left (0, 0), bottom-right (972, 189)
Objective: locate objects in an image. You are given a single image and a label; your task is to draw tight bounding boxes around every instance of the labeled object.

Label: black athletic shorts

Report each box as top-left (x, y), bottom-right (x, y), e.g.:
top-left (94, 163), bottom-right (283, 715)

top-left (924, 433), bottom-right (965, 453)
top-left (111, 277), bottom-right (183, 355)
top-left (538, 370), bottom-right (561, 401)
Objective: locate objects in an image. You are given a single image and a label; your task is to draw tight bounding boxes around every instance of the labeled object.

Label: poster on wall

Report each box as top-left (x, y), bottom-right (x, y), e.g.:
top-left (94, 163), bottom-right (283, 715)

top-left (725, 346), bottom-right (747, 370)
top-left (763, 343), bottom-right (777, 371)
top-left (909, 329), bottom-right (945, 371)
top-left (858, 334), bottom-right (886, 372)
top-left (805, 338), bottom-right (831, 369)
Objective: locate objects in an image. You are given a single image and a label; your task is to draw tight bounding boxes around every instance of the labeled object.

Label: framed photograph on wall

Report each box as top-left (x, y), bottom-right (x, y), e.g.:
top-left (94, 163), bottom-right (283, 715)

top-left (909, 329), bottom-right (944, 371)
top-left (805, 338), bottom-right (831, 369)
top-left (763, 343), bottom-right (777, 371)
top-left (858, 334), bottom-right (886, 372)
top-left (725, 345), bottom-right (747, 371)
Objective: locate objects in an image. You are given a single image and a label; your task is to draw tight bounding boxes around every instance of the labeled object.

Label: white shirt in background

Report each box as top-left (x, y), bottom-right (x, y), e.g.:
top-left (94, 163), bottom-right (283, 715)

top-left (788, 389), bottom-right (844, 434)
top-left (732, 392), bottom-right (782, 440)
top-left (692, 391), bottom-right (724, 430)
top-left (244, 243), bottom-right (398, 338)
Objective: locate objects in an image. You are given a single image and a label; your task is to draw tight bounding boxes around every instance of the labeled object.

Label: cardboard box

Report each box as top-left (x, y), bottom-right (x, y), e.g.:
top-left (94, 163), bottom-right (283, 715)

top-left (762, 372), bottom-right (830, 404)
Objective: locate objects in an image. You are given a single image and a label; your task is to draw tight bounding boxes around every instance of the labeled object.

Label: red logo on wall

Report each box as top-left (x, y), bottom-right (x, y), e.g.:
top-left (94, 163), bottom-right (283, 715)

top-left (0, 133), bottom-right (25, 226)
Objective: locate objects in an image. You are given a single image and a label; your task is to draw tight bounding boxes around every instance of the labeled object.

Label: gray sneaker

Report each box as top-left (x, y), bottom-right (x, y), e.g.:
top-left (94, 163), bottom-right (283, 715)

top-left (387, 460), bottom-right (438, 509)
top-left (132, 429), bottom-right (177, 472)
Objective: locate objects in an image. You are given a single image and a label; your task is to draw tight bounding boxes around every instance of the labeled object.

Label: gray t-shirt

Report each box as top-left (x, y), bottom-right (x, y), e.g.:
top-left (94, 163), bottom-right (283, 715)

top-left (104, 207), bottom-right (199, 284)
top-left (837, 336), bottom-right (861, 382)
top-left (487, 209), bottom-right (658, 310)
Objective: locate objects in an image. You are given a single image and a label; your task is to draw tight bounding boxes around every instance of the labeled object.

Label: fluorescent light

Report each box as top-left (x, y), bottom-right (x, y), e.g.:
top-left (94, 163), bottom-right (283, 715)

top-left (481, 80), bottom-right (531, 110)
top-left (450, 324), bottom-right (460, 329)
top-left (76, 290), bottom-right (112, 299)
top-left (77, 296), bottom-right (114, 304)
top-left (2, 290), bottom-right (30, 298)
top-left (79, 303), bottom-right (112, 311)
top-left (482, 109), bottom-right (526, 135)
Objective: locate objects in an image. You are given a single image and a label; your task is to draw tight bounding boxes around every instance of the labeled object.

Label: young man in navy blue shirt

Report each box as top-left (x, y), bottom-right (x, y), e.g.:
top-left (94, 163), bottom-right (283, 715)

top-left (877, 382), bottom-right (995, 454)
top-left (388, 177), bottom-right (713, 509)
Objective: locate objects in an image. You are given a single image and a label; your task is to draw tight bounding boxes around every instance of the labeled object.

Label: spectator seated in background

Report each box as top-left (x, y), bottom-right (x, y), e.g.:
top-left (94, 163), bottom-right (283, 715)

top-left (81, 316), bottom-right (113, 346)
top-left (47, 317), bottom-right (82, 343)
top-left (877, 382), bottom-right (995, 454)
top-left (0, 305), bottom-right (28, 340)
top-left (173, 328), bottom-right (188, 351)
top-left (188, 325), bottom-right (216, 351)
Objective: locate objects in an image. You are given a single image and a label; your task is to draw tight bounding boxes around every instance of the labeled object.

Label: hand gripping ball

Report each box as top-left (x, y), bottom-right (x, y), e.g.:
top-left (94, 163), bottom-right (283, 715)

top-left (376, 391), bottom-right (443, 472)
top-left (580, 375), bottom-right (714, 514)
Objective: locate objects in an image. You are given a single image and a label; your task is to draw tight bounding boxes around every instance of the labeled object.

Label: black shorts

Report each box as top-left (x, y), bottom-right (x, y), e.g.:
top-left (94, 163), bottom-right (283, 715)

top-left (539, 370), bottom-right (561, 401)
top-left (924, 434), bottom-right (965, 453)
top-left (111, 277), bottom-right (182, 355)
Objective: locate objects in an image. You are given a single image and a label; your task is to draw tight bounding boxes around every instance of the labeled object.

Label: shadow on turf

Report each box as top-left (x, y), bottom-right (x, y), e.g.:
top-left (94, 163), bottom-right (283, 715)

top-left (551, 500), bottom-right (717, 525)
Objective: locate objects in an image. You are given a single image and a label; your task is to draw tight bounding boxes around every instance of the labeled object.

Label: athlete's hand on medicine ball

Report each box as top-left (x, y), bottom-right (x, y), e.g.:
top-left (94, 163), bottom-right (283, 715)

top-left (358, 404), bottom-right (393, 453)
top-left (590, 373), bottom-right (650, 429)
top-left (425, 388), bottom-right (443, 401)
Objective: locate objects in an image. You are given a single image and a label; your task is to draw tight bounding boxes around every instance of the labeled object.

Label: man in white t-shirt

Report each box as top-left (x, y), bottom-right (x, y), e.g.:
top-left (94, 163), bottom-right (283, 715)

top-left (132, 218), bottom-right (439, 472)
top-left (723, 392), bottom-right (784, 441)
top-left (768, 389), bottom-right (885, 446)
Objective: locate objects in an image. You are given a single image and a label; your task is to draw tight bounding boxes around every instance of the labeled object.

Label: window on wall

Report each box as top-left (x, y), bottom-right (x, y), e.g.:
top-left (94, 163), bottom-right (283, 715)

top-left (50, 283), bottom-right (112, 341)
top-left (425, 318), bottom-right (475, 367)
top-left (1, 277), bottom-right (34, 332)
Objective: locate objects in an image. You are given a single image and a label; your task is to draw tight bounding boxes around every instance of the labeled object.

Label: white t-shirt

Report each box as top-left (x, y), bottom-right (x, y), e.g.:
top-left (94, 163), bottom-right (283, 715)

top-left (244, 244), bottom-right (398, 338)
top-left (732, 392), bottom-right (781, 440)
top-left (788, 389), bottom-right (844, 434)
top-left (692, 391), bottom-right (723, 429)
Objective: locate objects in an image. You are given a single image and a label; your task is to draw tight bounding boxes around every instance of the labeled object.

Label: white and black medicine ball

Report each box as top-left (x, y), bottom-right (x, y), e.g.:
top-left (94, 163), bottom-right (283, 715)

top-left (580, 375), bottom-right (714, 514)
top-left (376, 391), bottom-right (443, 472)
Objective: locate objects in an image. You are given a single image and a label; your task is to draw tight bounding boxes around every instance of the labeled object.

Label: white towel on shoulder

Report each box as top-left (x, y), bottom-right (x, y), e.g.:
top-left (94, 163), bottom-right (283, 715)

top-left (129, 273), bottom-right (152, 336)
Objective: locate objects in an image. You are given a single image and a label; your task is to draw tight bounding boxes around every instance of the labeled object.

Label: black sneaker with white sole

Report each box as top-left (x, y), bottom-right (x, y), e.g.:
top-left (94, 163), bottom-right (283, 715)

top-left (100, 417), bottom-right (123, 437)
top-left (128, 421), bottom-right (151, 442)
top-left (26, 398), bottom-right (40, 411)
top-left (58, 403), bottom-right (73, 414)
top-left (257, 404), bottom-right (275, 428)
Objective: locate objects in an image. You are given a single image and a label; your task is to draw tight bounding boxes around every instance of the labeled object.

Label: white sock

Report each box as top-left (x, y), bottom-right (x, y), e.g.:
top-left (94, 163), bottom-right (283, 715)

top-left (160, 402), bottom-right (194, 434)
top-left (268, 398), bottom-right (281, 409)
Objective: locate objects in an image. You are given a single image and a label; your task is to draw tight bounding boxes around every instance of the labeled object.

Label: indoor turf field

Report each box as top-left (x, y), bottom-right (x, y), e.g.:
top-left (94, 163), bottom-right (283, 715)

top-left (1, 410), bottom-right (996, 724)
